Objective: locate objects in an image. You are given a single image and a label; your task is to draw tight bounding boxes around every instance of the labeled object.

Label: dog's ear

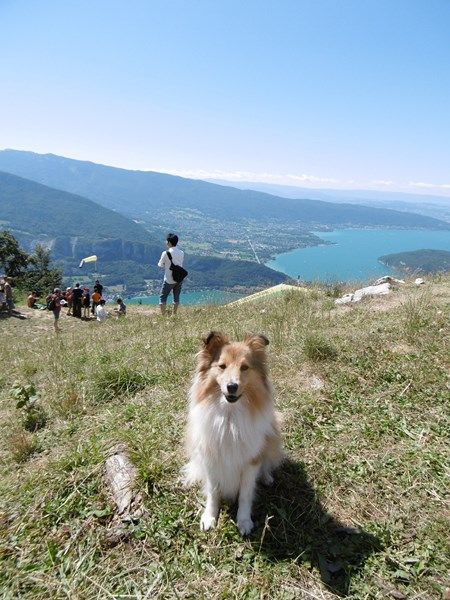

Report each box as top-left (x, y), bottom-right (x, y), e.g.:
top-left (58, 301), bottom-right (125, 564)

top-left (202, 331), bottom-right (230, 351)
top-left (198, 331), bottom-right (230, 370)
top-left (244, 333), bottom-right (269, 351)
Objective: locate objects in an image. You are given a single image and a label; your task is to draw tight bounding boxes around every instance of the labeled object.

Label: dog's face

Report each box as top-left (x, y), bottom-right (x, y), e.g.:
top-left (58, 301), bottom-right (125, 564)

top-left (197, 331), bottom-right (270, 404)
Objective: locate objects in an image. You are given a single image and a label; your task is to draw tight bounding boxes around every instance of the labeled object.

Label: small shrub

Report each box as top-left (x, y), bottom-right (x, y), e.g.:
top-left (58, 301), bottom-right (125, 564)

top-left (10, 382), bottom-right (47, 432)
top-left (7, 429), bottom-right (40, 462)
top-left (303, 334), bottom-right (337, 361)
top-left (21, 406), bottom-right (47, 432)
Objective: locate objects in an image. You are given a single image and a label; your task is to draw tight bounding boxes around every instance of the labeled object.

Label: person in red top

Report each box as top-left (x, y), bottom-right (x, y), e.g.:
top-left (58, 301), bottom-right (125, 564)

top-left (64, 287), bottom-right (73, 315)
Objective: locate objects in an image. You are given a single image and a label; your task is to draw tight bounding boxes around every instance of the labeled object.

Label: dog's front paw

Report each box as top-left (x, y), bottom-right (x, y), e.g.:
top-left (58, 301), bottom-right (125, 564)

top-left (200, 512), bottom-right (217, 531)
top-left (237, 518), bottom-right (254, 536)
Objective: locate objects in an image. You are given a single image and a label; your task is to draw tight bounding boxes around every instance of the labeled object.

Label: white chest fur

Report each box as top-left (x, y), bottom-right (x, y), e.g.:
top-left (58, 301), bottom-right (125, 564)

top-left (186, 393), bottom-right (273, 499)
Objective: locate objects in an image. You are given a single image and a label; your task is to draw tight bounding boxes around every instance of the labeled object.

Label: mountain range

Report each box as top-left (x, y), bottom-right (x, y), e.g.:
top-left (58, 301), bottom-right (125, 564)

top-left (1, 150), bottom-right (448, 230)
top-left (209, 179), bottom-right (450, 223)
top-left (0, 169), bottom-right (287, 293)
top-left (1, 149), bottom-right (449, 294)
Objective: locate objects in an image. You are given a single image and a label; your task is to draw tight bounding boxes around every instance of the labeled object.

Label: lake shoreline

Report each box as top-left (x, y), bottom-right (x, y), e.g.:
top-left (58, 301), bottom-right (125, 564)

top-left (266, 228), bottom-right (450, 283)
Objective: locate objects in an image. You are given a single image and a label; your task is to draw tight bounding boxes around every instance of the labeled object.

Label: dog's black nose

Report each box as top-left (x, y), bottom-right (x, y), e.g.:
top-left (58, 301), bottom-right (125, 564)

top-left (227, 383), bottom-right (239, 395)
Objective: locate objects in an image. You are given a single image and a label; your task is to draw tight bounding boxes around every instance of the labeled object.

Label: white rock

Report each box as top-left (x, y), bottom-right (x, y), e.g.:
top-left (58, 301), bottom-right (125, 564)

top-left (415, 278), bottom-right (425, 285)
top-left (334, 293), bottom-right (354, 305)
top-left (335, 282), bottom-right (391, 305)
top-left (373, 276), bottom-right (405, 285)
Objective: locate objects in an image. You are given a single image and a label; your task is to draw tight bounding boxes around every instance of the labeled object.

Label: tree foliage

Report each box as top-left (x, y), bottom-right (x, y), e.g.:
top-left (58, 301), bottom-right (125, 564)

top-left (0, 231), bottom-right (62, 295)
top-left (0, 229), bottom-right (29, 278)
top-left (22, 244), bottom-right (63, 295)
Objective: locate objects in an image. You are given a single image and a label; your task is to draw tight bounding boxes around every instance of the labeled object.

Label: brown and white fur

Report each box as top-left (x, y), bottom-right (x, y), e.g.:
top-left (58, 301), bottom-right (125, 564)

top-left (183, 331), bottom-right (283, 535)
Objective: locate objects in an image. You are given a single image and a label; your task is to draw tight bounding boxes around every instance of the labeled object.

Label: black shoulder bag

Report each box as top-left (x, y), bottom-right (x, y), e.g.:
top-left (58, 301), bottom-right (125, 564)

top-left (166, 251), bottom-right (188, 283)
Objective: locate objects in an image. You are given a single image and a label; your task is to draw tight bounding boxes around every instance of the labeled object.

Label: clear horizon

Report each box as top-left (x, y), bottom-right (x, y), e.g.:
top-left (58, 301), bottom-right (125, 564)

top-left (1, 0), bottom-right (449, 198)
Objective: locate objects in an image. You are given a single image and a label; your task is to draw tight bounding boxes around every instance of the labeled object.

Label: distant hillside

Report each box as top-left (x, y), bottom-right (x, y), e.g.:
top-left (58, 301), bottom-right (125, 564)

top-left (0, 170), bottom-right (160, 262)
top-left (0, 171), bottom-right (287, 292)
top-left (1, 150), bottom-right (448, 230)
top-left (379, 249), bottom-right (450, 273)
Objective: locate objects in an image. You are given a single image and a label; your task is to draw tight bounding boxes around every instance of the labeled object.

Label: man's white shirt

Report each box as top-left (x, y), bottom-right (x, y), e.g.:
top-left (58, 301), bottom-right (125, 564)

top-left (158, 247), bottom-right (184, 284)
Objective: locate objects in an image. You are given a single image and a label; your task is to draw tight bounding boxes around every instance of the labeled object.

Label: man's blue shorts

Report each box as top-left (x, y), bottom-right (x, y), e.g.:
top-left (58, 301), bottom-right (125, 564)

top-left (159, 281), bottom-right (182, 305)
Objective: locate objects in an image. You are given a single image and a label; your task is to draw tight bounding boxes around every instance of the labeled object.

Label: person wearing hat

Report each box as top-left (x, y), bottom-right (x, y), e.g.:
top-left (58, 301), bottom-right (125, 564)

top-left (48, 288), bottom-right (63, 332)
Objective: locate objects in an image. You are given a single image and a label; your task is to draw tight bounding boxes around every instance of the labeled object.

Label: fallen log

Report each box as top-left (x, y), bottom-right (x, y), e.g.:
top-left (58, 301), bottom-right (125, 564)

top-left (104, 444), bottom-right (143, 523)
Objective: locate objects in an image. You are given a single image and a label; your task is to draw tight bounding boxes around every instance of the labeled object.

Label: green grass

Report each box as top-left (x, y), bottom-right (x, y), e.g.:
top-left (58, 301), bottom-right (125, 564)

top-left (303, 334), bottom-right (338, 361)
top-left (0, 277), bottom-right (449, 598)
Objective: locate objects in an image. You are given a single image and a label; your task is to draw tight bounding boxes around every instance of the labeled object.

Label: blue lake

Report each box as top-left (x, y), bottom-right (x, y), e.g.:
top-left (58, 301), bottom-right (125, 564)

top-left (128, 289), bottom-right (244, 306)
top-left (266, 229), bottom-right (450, 283)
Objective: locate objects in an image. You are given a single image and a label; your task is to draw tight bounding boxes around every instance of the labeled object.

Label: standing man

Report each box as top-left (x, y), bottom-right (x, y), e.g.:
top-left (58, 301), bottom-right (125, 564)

top-left (71, 282), bottom-right (83, 318)
top-left (157, 233), bottom-right (184, 315)
top-left (48, 288), bottom-right (63, 333)
top-left (4, 277), bottom-right (14, 314)
top-left (94, 279), bottom-right (103, 296)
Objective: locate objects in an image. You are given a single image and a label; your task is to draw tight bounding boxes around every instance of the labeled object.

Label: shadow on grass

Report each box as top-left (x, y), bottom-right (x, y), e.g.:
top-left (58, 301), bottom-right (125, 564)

top-left (0, 309), bottom-right (27, 320)
top-left (252, 459), bottom-right (381, 597)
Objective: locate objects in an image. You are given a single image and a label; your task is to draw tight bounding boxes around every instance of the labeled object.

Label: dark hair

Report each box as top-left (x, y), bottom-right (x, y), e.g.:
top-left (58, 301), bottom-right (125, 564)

top-left (166, 233), bottom-right (178, 246)
top-left (116, 298), bottom-right (122, 303)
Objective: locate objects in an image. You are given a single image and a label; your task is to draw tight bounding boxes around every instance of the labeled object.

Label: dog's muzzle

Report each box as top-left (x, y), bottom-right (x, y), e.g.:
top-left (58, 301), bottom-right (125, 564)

top-left (225, 383), bottom-right (241, 403)
top-left (225, 394), bottom-right (241, 403)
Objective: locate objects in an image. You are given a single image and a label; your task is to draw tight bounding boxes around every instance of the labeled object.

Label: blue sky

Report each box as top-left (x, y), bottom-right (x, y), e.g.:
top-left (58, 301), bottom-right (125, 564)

top-left (1, 0), bottom-right (449, 196)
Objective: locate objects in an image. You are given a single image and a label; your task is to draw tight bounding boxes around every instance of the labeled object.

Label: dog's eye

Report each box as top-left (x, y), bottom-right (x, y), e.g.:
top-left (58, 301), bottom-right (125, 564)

top-left (240, 364), bottom-right (249, 371)
top-left (218, 363), bottom-right (226, 370)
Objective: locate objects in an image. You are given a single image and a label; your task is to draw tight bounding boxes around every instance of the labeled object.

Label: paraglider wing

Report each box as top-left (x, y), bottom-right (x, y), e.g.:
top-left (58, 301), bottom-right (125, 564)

top-left (79, 255), bottom-right (98, 268)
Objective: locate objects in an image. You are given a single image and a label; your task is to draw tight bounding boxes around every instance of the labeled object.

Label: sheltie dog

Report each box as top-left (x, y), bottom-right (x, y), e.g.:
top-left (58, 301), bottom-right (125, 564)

top-left (183, 331), bottom-right (283, 535)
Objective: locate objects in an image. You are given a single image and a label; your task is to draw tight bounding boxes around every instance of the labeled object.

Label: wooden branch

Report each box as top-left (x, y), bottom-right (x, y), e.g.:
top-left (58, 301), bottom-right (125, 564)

top-left (104, 444), bottom-right (143, 523)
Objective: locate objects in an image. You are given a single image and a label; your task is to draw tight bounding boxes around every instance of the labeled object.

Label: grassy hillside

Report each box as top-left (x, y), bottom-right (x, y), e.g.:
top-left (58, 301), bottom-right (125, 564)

top-left (1, 150), bottom-right (449, 230)
top-left (0, 170), bottom-right (152, 244)
top-left (0, 277), bottom-right (448, 598)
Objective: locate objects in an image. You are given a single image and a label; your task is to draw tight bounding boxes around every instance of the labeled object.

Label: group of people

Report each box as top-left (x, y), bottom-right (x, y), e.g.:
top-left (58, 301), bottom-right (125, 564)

top-left (2, 232), bottom-right (183, 330)
top-left (62, 279), bottom-right (105, 319)
top-left (45, 232), bottom-right (184, 331)
top-left (45, 280), bottom-right (126, 332)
